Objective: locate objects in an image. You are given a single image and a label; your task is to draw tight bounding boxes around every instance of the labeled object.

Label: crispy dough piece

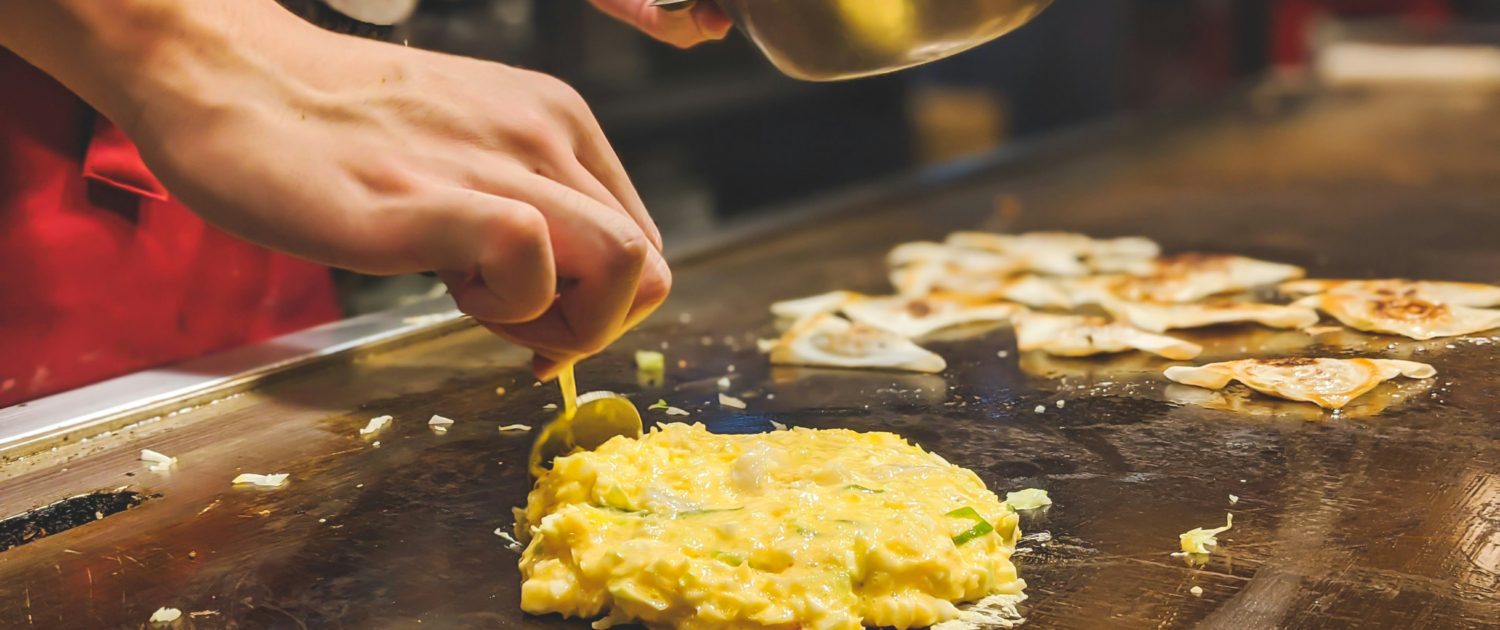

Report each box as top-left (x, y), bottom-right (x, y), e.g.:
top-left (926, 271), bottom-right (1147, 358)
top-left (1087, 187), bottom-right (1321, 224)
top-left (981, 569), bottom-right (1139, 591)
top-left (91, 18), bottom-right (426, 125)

top-left (887, 241), bottom-right (1027, 275)
top-left (1013, 312), bottom-right (1202, 360)
top-left (1279, 278), bottom-right (1500, 307)
top-left (1100, 298), bottom-right (1320, 333)
top-left (769, 291), bottom-right (1019, 337)
top-left (841, 294), bottom-right (1020, 338)
top-left (770, 313), bottom-right (947, 373)
top-left (1294, 293), bottom-right (1500, 340)
top-left (770, 290), bottom-right (861, 320)
top-left (888, 262), bottom-right (983, 298)
top-left (1164, 357), bottom-right (1436, 409)
top-left (1076, 254), bottom-right (1306, 304)
top-left (889, 265), bottom-right (1076, 308)
top-left (1165, 373), bottom-right (1434, 420)
top-left (945, 231), bottom-right (1160, 276)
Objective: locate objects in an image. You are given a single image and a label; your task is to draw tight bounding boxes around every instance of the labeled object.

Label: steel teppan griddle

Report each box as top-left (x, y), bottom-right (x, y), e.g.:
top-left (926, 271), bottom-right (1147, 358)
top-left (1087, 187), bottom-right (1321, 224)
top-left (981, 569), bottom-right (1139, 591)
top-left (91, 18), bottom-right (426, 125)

top-left (1, 88), bottom-right (1498, 629)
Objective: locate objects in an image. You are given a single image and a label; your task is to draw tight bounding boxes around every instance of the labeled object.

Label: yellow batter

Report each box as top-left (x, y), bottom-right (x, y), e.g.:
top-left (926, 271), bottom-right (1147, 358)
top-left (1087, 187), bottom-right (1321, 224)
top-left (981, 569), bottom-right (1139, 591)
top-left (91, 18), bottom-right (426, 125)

top-left (558, 364), bottom-right (579, 417)
top-left (516, 423), bottom-right (1025, 629)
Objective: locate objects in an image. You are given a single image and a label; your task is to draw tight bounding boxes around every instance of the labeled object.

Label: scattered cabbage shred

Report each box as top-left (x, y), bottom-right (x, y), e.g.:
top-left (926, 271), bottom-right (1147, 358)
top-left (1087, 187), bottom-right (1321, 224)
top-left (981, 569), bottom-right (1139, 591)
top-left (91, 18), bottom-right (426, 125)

top-left (494, 527), bottom-right (524, 552)
top-left (149, 607), bottom-right (182, 623)
top-left (649, 399), bottom-right (690, 416)
top-left (232, 473), bottom-right (289, 488)
top-left (499, 424), bottom-right (532, 432)
top-left (140, 449), bottom-right (177, 472)
top-left (359, 415), bottom-right (392, 436)
top-left (1005, 488), bottom-right (1052, 510)
top-left (718, 393), bottom-right (747, 409)
top-left (1178, 513), bottom-right (1234, 555)
top-left (635, 351), bottom-right (666, 383)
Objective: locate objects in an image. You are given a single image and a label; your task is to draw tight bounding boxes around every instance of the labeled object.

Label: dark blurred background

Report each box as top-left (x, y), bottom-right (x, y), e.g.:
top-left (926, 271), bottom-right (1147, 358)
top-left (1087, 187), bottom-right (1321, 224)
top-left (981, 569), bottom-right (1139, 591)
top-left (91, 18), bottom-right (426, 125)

top-left (330, 0), bottom-right (1500, 313)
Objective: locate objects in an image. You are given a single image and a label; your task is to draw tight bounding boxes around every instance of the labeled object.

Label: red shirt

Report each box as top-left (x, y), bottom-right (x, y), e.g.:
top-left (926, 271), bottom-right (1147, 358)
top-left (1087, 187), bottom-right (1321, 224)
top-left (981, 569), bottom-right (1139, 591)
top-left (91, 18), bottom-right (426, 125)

top-left (0, 49), bottom-right (339, 407)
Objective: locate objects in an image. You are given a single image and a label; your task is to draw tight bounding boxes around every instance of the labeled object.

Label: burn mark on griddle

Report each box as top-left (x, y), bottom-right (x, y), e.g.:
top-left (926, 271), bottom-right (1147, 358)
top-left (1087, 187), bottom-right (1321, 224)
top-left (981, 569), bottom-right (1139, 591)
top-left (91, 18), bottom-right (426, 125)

top-left (0, 490), bottom-right (147, 553)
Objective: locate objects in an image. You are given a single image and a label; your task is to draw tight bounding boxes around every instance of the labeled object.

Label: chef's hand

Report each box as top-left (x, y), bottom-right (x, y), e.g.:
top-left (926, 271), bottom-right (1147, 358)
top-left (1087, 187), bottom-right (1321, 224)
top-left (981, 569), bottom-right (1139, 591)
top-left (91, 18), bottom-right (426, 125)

top-left (0, 0), bottom-right (669, 378)
top-left (589, 0), bottom-right (733, 48)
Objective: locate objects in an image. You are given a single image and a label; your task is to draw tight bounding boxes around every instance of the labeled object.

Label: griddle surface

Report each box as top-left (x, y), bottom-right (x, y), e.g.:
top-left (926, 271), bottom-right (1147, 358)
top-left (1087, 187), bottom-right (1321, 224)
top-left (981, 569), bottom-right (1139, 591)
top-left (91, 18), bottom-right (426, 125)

top-left (2, 90), bottom-right (1498, 629)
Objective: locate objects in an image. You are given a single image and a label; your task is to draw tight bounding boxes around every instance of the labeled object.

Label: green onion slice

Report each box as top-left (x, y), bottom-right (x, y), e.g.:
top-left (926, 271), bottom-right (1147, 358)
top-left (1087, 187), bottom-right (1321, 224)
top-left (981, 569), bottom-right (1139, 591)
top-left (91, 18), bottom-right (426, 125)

top-left (712, 551), bottom-right (745, 566)
top-left (946, 506), bottom-right (995, 546)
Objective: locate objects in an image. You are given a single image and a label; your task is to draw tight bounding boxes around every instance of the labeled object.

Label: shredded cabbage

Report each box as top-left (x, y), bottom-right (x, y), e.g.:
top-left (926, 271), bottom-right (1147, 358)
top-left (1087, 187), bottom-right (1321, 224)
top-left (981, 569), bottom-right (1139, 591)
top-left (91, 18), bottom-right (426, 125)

top-left (636, 351), bottom-right (666, 385)
top-left (140, 449), bottom-right (176, 472)
top-left (1004, 488), bottom-right (1052, 510)
top-left (149, 607), bottom-right (182, 623)
top-left (359, 415), bottom-right (392, 436)
top-left (231, 473), bottom-right (288, 487)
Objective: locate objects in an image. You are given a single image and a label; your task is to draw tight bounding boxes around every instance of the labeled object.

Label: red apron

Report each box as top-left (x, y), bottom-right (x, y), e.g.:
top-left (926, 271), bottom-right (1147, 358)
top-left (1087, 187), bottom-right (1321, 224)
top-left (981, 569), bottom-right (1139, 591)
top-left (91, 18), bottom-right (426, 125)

top-left (0, 49), bottom-right (340, 407)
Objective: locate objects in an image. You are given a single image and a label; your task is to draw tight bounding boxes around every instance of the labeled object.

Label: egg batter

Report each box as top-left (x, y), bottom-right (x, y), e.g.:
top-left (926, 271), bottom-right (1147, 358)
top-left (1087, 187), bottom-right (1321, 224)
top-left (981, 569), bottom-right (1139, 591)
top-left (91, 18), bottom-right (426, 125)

top-left (516, 423), bottom-right (1024, 629)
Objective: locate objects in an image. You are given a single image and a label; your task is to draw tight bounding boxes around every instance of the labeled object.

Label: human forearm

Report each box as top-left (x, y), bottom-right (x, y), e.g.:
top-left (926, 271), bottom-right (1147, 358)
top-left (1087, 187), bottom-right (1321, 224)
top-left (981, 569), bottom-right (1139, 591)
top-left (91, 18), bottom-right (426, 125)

top-left (0, 1), bottom-right (302, 133)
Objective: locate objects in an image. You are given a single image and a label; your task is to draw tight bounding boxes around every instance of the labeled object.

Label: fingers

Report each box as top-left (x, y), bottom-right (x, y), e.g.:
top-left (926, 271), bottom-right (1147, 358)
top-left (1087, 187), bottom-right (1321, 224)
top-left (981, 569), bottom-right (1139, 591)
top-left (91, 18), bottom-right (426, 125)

top-left (588, 0), bottom-right (732, 49)
top-left (519, 70), bottom-right (663, 251)
top-left (567, 123), bottom-right (662, 251)
top-left (551, 145), bottom-right (663, 252)
top-left (478, 245), bottom-right (669, 379)
top-left (533, 354), bottom-right (561, 380)
top-left (412, 192), bottom-right (556, 324)
top-left (691, 3), bottom-right (733, 40)
top-left (624, 246), bottom-right (671, 330)
top-left (472, 169), bottom-right (669, 362)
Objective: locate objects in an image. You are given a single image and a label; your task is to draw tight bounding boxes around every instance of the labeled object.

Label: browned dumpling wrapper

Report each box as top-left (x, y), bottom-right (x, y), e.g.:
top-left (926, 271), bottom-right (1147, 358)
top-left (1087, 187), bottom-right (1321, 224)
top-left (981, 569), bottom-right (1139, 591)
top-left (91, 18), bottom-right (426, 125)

top-left (1100, 298), bottom-right (1320, 333)
top-left (1294, 293), bottom-right (1500, 340)
top-left (886, 241), bottom-right (1029, 276)
top-left (770, 291), bottom-right (1020, 338)
top-left (1166, 372), bottom-right (1434, 420)
top-left (769, 313), bottom-right (947, 373)
top-left (841, 294), bottom-right (1020, 338)
top-left (1164, 357), bottom-right (1435, 410)
top-left (1013, 312), bottom-right (1202, 360)
top-left (890, 266), bottom-right (1076, 308)
top-left (944, 231), bottom-right (1160, 276)
top-left (1279, 278), bottom-right (1500, 307)
top-left (1076, 254), bottom-right (1306, 304)
top-left (770, 290), bottom-right (861, 320)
